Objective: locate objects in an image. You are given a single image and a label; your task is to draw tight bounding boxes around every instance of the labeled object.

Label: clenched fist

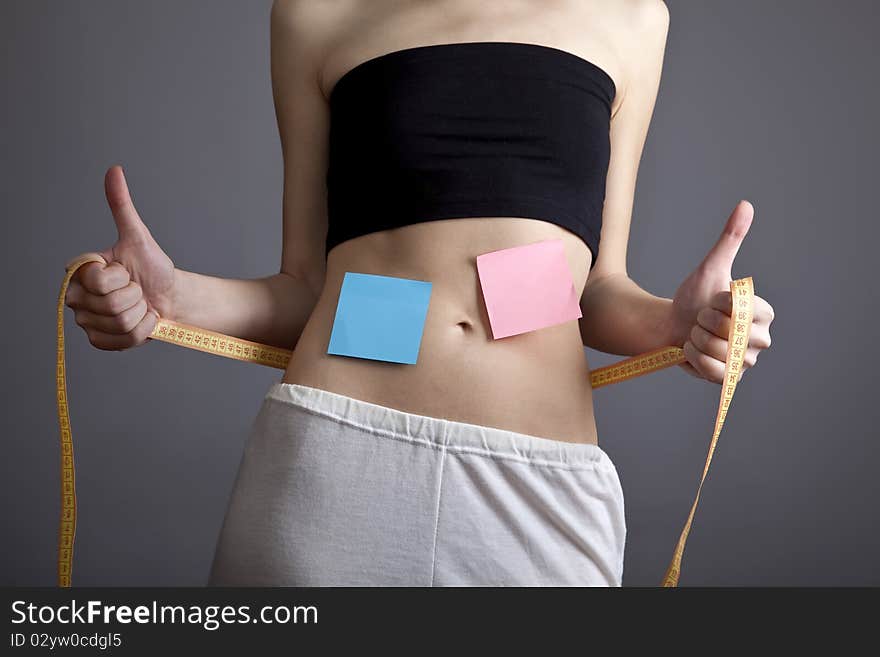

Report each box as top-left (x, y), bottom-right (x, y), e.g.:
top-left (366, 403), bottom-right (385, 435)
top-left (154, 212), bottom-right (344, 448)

top-left (664, 200), bottom-right (775, 384)
top-left (65, 165), bottom-right (176, 350)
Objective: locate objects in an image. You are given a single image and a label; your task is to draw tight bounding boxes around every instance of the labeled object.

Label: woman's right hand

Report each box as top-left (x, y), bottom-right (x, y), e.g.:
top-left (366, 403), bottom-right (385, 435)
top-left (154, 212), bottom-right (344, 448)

top-left (65, 165), bottom-right (176, 351)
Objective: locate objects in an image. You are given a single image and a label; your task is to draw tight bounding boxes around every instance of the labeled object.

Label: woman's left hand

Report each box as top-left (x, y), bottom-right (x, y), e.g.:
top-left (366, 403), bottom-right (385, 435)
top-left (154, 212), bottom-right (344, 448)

top-left (663, 200), bottom-right (775, 384)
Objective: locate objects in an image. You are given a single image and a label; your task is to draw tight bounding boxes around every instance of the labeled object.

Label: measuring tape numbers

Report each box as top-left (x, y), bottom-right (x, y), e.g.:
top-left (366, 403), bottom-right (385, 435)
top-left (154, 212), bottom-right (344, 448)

top-left (57, 253), bottom-right (754, 587)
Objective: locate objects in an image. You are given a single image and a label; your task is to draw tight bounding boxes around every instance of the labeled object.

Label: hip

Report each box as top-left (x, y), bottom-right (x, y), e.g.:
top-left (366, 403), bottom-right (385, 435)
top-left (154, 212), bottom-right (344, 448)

top-left (209, 381), bottom-right (625, 586)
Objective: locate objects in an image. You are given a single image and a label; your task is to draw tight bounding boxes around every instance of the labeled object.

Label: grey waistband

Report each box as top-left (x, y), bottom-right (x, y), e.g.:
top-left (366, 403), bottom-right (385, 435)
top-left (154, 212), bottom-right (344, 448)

top-left (266, 382), bottom-right (617, 472)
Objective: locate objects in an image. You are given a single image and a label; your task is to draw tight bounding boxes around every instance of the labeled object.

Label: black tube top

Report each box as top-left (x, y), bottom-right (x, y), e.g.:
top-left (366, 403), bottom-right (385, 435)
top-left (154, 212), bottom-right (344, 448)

top-left (325, 41), bottom-right (616, 269)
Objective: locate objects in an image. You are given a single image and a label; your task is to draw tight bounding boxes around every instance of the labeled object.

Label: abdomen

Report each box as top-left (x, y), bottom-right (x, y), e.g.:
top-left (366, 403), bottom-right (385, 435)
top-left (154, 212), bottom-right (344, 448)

top-left (283, 216), bottom-right (599, 445)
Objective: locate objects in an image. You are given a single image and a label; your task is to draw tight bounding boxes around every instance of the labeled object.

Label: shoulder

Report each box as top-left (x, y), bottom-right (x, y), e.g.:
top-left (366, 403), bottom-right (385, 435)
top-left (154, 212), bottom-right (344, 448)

top-left (271, 0), bottom-right (352, 21)
top-left (270, 0), bottom-right (353, 44)
top-left (610, 0), bottom-right (669, 49)
top-left (622, 0), bottom-right (670, 34)
top-left (270, 0), bottom-right (356, 91)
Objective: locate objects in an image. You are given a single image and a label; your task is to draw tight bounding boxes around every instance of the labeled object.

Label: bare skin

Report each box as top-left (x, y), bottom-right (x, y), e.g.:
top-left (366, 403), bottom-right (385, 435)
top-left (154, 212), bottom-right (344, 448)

top-left (64, 0), bottom-right (776, 447)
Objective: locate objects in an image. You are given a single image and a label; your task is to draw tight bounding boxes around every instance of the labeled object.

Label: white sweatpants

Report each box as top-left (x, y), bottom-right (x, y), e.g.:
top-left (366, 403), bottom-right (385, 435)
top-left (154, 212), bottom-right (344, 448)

top-left (208, 382), bottom-right (626, 586)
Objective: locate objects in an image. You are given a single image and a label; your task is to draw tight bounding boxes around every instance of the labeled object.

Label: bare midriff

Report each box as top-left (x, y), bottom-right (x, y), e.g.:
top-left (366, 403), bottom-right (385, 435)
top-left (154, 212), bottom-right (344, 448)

top-left (281, 216), bottom-right (599, 445)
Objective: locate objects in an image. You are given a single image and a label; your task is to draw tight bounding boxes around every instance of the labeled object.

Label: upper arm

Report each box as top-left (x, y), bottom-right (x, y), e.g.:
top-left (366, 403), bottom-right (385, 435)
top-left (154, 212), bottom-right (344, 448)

top-left (270, 0), bottom-right (332, 296)
top-left (587, 0), bottom-right (670, 283)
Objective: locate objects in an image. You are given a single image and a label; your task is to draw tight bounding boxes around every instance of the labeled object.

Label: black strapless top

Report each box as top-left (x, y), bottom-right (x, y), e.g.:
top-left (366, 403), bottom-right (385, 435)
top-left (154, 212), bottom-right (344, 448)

top-left (325, 41), bottom-right (616, 268)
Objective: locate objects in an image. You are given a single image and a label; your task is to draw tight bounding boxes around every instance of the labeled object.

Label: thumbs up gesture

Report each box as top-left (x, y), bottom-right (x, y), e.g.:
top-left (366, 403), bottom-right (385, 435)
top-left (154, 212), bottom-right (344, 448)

top-left (64, 165), bottom-right (176, 350)
top-left (665, 200), bottom-right (775, 383)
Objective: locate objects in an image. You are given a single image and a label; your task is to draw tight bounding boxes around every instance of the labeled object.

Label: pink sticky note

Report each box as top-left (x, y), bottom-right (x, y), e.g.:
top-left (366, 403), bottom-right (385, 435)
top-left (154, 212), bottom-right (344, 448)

top-left (476, 239), bottom-right (582, 339)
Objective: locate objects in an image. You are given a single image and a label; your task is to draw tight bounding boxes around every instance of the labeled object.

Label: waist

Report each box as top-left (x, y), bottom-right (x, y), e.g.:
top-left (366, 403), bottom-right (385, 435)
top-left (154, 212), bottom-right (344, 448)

top-left (282, 216), bottom-right (599, 445)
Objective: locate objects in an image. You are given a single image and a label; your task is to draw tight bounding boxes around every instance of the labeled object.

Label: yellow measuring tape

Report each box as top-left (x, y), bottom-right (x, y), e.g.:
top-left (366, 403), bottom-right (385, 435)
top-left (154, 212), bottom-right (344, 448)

top-left (57, 253), bottom-right (753, 587)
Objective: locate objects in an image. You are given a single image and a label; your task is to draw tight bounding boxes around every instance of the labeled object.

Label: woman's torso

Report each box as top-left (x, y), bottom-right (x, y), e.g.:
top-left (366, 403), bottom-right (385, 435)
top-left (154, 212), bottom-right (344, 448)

top-left (282, 0), bottom-right (627, 445)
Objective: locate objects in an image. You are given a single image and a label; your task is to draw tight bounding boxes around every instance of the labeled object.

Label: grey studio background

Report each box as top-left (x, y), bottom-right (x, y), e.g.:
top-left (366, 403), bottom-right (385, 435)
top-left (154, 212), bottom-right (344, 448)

top-left (3, 0), bottom-right (877, 587)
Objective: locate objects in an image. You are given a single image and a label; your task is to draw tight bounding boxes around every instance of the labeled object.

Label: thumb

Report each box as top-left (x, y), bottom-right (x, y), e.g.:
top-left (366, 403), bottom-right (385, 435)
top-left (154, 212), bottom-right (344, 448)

top-left (104, 164), bottom-right (150, 242)
top-left (699, 199), bottom-right (754, 274)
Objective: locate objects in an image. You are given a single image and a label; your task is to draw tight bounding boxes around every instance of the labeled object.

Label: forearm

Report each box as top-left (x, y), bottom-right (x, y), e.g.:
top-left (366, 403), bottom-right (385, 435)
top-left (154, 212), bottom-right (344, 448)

top-left (167, 268), bottom-right (321, 350)
top-left (579, 273), bottom-right (677, 356)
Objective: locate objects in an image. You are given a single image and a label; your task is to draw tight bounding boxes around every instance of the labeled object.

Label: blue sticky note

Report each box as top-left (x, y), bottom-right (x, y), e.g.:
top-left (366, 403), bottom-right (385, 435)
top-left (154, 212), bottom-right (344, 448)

top-left (327, 272), bottom-right (432, 364)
